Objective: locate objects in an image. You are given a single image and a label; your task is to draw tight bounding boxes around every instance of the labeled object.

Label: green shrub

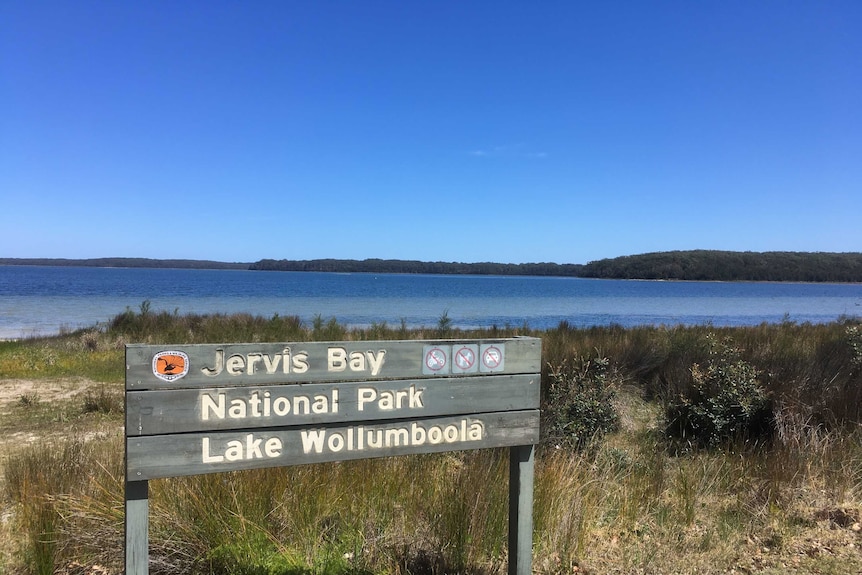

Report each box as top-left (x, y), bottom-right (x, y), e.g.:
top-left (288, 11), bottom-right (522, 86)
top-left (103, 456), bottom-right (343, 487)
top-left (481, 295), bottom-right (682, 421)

top-left (665, 334), bottom-right (772, 447)
top-left (542, 355), bottom-right (620, 451)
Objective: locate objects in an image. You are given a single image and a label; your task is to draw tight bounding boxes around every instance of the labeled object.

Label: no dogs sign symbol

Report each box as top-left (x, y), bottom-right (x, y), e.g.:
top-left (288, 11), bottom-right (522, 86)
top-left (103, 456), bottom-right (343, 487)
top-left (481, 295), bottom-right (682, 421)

top-left (452, 345), bottom-right (478, 374)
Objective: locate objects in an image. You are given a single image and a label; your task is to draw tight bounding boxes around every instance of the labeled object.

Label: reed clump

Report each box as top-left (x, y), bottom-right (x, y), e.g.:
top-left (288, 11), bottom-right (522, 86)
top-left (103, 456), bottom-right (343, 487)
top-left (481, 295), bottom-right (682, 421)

top-left (2, 311), bottom-right (862, 574)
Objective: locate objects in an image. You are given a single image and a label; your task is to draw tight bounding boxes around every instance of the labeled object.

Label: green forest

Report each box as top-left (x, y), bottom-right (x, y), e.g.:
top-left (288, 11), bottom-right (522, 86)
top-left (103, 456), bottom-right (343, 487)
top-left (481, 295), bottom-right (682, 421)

top-left (0, 257), bottom-right (248, 270)
top-left (577, 250), bottom-right (862, 282)
top-left (248, 257), bottom-right (583, 276)
top-left (3, 251), bottom-right (862, 282)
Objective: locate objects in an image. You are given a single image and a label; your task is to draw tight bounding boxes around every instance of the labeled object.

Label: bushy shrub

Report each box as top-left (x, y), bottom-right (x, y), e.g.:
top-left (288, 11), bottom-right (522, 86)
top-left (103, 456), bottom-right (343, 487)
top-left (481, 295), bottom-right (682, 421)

top-left (542, 355), bottom-right (620, 451)
top-left (665, 334), bottom-right (772, 447)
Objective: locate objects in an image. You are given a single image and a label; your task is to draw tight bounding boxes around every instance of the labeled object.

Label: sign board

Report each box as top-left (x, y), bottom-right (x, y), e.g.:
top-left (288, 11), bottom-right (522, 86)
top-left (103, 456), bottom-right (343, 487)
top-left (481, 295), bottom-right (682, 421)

top-left (125, 337), bottom-right (541, 575)
top-left (125, 339), bottom-right (540, 389)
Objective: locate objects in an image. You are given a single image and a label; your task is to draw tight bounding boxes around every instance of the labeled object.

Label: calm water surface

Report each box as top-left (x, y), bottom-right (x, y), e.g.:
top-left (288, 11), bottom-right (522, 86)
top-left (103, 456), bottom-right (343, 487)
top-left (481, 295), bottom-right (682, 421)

top-left (1, 266), bottom-right (861, 338)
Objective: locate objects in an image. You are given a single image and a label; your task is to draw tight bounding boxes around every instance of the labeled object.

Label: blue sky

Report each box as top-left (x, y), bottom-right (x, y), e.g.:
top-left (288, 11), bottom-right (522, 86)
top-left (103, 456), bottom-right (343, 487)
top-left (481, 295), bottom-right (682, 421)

top-left (2, 1), bottom-right (860, 265)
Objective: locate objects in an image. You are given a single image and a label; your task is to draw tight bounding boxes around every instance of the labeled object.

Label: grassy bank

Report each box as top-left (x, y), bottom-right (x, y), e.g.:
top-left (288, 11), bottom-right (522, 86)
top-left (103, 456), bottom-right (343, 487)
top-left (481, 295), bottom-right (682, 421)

top-left (1, 308), bottom-right (861, 574)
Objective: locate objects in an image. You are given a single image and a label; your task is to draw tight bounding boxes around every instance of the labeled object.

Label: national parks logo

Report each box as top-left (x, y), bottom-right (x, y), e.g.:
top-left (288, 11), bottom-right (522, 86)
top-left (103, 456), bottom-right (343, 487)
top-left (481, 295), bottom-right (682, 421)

top-left (152, 350), bottom-right (189, 382)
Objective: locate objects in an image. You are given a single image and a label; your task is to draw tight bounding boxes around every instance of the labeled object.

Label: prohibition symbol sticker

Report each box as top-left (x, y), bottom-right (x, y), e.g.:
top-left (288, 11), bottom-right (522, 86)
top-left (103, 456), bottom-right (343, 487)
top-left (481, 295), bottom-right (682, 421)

top-left (452, 344), bottom-right (478, 374)
top-left (480, 344), bottom-right (505, 372)
top-left (423, 346), bottom-right (449, 374)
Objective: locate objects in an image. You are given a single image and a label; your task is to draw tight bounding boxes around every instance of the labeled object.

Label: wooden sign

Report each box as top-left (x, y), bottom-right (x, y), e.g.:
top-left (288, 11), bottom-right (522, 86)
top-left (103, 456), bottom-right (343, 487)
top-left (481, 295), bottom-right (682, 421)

top-left (125, 338), bottom-right (541, 389)
top-left (128, 410), bottom-right (538, 480)
top-left (125, 337), bottom-right (540, 575)
top-left (127, 373), bottom-right (537, 435)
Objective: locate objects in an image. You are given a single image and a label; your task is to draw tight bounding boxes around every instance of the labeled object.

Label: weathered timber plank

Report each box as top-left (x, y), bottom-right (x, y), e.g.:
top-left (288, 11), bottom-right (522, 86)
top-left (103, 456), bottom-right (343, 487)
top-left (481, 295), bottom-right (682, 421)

top-left (126, 374), bottom-right (539, 436)
top-left (126, 409), bottom-right (540, 480)
top-left (508, 445), bottom-right (535, 575)
top-left (126, 337), bottom-right (541, 390)
top-left (124, 480), bottom-right (148, 575)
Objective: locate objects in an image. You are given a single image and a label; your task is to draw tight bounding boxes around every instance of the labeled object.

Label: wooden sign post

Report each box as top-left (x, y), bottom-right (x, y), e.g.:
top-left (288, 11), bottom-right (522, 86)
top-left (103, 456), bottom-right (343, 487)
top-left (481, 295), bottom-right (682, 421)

top-left (125, 337), bottom-right (541, 574)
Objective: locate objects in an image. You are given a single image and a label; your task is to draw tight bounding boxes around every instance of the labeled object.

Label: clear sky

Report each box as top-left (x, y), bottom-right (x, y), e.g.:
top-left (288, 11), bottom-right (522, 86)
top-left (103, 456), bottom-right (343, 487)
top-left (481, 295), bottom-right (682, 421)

top-left (2, 1), bottom-right (860, 265)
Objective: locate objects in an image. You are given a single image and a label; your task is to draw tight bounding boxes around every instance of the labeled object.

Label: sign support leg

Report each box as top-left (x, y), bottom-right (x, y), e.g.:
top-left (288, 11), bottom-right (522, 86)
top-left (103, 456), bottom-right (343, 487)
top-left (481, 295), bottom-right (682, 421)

top-left (125, 479), bottom-right (149, 575)
top-left (508, 444), bottom-right (534, 575)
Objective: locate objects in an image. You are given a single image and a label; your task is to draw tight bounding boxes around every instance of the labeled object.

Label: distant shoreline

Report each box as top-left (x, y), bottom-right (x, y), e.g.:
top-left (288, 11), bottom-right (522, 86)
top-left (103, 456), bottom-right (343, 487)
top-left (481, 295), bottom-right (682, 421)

top-left (0, 257), bottom-right (250, 270)
top-left (2, 250), bottom-right (862, 282)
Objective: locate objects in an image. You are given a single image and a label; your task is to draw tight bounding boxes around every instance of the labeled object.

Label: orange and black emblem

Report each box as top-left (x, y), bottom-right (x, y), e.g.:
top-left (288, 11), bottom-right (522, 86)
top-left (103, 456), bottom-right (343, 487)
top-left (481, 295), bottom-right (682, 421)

top-left (152, 351), bottom-right (189, 382)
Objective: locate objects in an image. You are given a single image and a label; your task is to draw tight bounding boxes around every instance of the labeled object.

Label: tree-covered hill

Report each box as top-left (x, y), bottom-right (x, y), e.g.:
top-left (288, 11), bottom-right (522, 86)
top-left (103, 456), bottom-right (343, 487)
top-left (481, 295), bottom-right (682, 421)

top-left (249, 258), bottom-right (583, 276)
top-left (578, 250), bottom-right (862, 282)
top-left (0, 257), bottom-right (249, 270)
top-left (3, 251), bottom-right (862, 282)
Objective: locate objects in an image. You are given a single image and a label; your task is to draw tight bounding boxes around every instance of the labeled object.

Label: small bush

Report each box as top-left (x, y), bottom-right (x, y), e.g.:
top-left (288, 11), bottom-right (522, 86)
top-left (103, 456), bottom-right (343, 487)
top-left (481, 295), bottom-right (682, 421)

top-left (665, 334), bottom-right (772, 447)
top-left (18, 392), bottom-right (40, 407)
top-left (81, 386), bottom-right (123, 414)
top-left (542, 355), bottom-right (620, 451)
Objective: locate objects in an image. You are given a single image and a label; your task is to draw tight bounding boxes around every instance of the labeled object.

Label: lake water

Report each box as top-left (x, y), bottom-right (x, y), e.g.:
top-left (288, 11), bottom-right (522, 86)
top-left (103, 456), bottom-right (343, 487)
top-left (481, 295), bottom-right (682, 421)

top-left (1, 265), bottom-right (861, 339)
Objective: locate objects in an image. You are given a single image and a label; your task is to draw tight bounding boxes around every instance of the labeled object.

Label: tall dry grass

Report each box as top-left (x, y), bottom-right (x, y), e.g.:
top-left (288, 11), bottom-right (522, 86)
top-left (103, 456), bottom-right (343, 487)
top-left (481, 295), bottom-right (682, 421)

top-left (3, 312), bottom-right (862, 573)
top-left (7, 424), bottom-right (861, 574)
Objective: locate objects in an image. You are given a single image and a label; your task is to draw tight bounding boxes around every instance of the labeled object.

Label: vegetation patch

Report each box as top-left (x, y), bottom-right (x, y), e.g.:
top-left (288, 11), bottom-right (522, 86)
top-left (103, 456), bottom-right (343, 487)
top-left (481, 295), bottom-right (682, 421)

top-left (542, 355), bottom-right (620, 452)
top-left (2, 312), bottom-right (862, 573)
top-left (665, 334), bottom-right (772, 447)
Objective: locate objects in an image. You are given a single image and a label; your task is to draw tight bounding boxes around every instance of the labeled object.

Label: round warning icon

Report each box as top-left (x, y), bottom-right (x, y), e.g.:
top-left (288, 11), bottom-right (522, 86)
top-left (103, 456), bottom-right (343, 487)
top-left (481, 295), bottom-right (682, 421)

top-left (452, 344), bottom-right (479, 374)
top-left (422, 345), bottom-right (449, 375)
top-left (480, 344), bottom-right (505, 373)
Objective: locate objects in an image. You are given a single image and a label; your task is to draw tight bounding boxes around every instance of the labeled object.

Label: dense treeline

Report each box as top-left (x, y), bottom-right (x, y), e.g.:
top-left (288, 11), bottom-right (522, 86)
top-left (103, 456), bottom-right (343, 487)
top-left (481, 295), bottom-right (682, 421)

top-left (0, 257), bottom-right (248, 270)
top-left (249, 257), bottom-right (583, 276)
top-left (579, 250), bottom-right (862, 282)
top-left (4, 251), bottom-right (862, 282)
